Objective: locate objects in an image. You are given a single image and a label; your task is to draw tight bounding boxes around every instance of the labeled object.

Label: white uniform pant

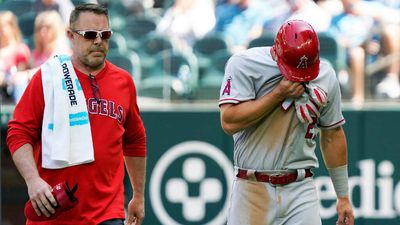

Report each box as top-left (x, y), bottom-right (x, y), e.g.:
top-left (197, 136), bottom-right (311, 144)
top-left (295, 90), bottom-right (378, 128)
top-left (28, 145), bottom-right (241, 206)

top-left (226, 177), bottom-right (321, 225)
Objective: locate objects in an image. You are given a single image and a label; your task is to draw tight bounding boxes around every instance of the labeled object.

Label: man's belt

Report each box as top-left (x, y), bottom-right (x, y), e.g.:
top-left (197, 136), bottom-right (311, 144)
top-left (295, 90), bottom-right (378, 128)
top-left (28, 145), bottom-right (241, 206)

top-left (236, 168), bottom-right (313, 186)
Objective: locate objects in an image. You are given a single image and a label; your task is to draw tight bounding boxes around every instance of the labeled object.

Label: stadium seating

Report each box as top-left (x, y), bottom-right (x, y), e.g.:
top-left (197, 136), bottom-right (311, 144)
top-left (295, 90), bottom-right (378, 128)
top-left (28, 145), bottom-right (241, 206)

top-left (195, 50), bottom-right (231, 100)
top-left (18, 12), bottom-right (37, 38)
top-left (247, 33), bottom-right (275, 48)
top-left (136, 33), bottom-right (174, 79)
top-left (126, 16), bottom-right (157, 39)
top-left (193, 33), bottom-right (228, 56)
top-left (125, 16), bottom-right (157, 51)
top-left (106, 50), bottom-right (142, 85)
top-left (193, 33), bottom-right (229, 79)
top-left (0, 0), bottom-right (375, 102)
top-left (23, 35), bottom-right (34, 50)
top-left (0, 0), bottom-right (33, 15)
top-left (108, 32), bottom-right (128, 54)
top-left (70, 0), bottom-right (97, 6)
top-left (140, 33), bottom-right (173, 55)
top-left (317, 32), bottom-right (346, 73)
top-left (139, 50), bottom-right (198, 100)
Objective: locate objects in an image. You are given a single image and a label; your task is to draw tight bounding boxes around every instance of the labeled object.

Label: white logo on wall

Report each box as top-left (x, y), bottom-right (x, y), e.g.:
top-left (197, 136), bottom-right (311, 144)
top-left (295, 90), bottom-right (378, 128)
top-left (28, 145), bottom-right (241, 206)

top-left (316, 159), bottom-right (400, 219)
top-left (150, 141), bottom-right (234, 225)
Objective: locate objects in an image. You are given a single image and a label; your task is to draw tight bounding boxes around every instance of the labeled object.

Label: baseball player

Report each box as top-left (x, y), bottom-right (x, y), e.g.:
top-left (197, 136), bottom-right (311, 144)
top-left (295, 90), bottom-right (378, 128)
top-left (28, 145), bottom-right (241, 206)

top-left (219, 20), bottom-right (354, 225)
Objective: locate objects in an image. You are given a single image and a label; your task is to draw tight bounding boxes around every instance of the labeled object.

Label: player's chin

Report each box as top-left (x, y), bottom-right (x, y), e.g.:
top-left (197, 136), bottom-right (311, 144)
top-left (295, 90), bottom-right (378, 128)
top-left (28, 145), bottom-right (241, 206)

top-left (86, 56), bottom-right (105, 69)
top-left (90, 53), bottom-right (106, 62)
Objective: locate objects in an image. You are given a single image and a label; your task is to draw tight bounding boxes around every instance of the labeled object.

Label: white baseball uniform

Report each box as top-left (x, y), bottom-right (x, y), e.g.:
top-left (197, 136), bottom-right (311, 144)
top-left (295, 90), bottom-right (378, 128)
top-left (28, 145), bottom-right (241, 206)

top-left (219, 47), bottom-right (345, 225)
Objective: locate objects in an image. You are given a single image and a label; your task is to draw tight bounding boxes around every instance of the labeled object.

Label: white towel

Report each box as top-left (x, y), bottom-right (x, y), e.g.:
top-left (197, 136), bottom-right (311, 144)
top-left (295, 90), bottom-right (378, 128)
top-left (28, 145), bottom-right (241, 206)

top-left (41, 55), bottom-right (94, 169)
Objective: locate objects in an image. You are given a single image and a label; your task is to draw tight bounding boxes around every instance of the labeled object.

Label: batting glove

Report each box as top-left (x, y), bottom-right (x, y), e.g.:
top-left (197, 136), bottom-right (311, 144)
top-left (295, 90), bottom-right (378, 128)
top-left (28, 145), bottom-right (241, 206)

top-left (306, 83), bottom-right (328, 107)
top-left (24, 182), bottom-right (79, 221)
top-left (294, 93), bottom-right (320, 124)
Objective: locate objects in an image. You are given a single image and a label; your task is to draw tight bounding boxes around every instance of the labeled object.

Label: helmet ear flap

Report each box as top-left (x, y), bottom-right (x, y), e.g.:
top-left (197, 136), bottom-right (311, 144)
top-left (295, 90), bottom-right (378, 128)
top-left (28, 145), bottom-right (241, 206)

top-left (270, 45), bottom-right (277, 61)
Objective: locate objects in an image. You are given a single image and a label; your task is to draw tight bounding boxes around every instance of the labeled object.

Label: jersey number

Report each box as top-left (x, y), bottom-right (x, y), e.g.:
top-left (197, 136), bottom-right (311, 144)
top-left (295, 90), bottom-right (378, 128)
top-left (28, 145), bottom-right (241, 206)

top-left (305, 123), bottom-right (317, 140)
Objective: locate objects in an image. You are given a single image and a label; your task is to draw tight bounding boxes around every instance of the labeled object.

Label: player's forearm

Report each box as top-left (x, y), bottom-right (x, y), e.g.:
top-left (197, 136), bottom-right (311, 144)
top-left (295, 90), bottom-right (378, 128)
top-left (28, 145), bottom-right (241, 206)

top-left (320, 127), bottom-right (348, 168)
top-left (124, 156), bottom-right (146, 199)
top-left (220, 91), bottom-right (284, 135)
top-left (12, 144), bottom-right (41, 184)
top-left (321, 127), bottom-right (351, 199)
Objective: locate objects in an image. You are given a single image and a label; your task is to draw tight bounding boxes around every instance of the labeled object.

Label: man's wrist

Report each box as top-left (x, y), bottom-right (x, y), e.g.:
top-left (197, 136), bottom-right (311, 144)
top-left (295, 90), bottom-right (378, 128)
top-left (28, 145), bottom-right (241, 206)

top-left (133, 193), bottom-right (145, 201)
top-left (327, 165), bottom-right (349, 197)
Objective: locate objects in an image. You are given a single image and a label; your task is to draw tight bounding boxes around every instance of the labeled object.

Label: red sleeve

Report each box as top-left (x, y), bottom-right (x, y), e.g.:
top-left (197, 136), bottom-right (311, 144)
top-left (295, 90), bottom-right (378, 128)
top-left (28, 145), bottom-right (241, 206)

top-left (6, 70), bottom-right (45, 155)
top-left (122, 77), bottom-right (146, 157)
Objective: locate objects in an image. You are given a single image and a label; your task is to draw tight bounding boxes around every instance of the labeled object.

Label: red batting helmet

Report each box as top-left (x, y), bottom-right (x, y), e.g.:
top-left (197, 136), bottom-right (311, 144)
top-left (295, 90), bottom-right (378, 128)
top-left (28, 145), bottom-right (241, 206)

top-left (271, 20), bottom-right (320, 82)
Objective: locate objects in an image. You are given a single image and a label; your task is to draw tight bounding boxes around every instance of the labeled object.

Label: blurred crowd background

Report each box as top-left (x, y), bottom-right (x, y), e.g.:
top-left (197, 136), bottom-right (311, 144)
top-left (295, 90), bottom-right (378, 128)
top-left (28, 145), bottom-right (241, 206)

top-left (0, 0), bottom-right (399, 107)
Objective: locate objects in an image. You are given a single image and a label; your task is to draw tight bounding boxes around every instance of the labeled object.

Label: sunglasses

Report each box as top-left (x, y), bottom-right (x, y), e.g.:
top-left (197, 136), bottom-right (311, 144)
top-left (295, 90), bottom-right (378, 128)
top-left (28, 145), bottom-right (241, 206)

top-left (72, 29), bottom-right (113, 40)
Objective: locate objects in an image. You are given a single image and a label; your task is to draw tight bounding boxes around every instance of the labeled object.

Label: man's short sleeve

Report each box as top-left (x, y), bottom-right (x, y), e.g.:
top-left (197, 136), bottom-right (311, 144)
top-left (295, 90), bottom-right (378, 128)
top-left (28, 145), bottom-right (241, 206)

top-left (318, 64), bottom-right (345, 129)
top-left (219, 55), bottom-right (255, 105)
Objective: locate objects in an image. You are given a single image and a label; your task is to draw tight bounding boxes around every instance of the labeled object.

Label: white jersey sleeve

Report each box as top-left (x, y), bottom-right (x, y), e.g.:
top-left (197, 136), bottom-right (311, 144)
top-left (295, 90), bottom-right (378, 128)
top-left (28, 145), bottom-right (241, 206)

top-left (219, 47), bottom-right (281, 105)
top-left (219, 55), bottom-right (255, 105)
top-left (313, 60), bottom-right (345, 129)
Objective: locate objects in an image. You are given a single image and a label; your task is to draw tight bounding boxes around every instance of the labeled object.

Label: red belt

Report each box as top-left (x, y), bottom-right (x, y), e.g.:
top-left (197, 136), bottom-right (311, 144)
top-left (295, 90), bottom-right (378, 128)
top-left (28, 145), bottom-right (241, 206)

top-left (236, 169), bottom-right (313, 186)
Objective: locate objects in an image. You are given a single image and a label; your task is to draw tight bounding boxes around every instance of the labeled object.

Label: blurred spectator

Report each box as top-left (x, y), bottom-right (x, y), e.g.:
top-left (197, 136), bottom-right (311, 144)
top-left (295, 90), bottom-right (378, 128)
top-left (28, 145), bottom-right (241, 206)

top-left (0, 11), bottom-right (31, 103)
top-left (262, 0), bottom-right (332, 35)
top-left (215, 0), bottom-right (228, 5)
top-left (11, 10), bottom-right (71, 103)
top-left (330, 0), bottom-right (373, 104)
top-left (214, 0), bottom-right (273, 53)
top-left (330, 0), bottom-right (400, 103)
top-left (316, 0), bottom-right (344, 15)
top-left (285, 0), bottom-right (332, 32)
top-left (368, 0), bottom-right (400, 8)
top-left (360, 0), bottom-right (400, 99)
top-left (156, 0), bottom-right (216, 53)
top-left (31, 10), bottom-right (71, 67)
top-left (34, 0), bottom-right (75, 24)
top-left (214, 0), bottom-right (248, 33)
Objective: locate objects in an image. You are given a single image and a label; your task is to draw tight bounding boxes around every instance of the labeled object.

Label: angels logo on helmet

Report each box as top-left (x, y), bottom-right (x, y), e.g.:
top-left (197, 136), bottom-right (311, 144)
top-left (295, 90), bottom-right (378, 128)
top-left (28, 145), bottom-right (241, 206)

top-left (297, 55), bottom-right (309, 69)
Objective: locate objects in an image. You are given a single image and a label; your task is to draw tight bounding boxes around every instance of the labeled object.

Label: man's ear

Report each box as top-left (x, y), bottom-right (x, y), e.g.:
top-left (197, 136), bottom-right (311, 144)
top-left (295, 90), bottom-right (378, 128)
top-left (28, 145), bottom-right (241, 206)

top-left (66, 29), bottom-right (74, 40)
